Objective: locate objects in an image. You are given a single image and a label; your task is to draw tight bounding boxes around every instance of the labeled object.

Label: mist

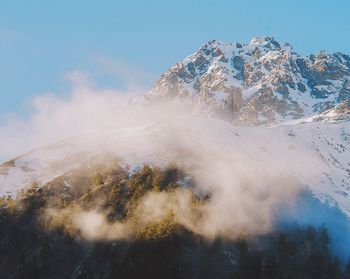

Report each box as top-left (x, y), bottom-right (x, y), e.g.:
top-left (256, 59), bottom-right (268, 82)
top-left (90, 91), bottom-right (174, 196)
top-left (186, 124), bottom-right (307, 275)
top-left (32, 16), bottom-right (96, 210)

top-left (0, 72), bottom-right (333, 242)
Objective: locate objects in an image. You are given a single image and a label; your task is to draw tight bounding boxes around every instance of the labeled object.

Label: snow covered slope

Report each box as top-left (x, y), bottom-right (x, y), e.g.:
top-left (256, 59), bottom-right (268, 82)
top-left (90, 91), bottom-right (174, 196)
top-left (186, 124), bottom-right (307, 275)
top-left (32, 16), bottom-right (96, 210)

top-left (0, 117), bottom-right (349, 216)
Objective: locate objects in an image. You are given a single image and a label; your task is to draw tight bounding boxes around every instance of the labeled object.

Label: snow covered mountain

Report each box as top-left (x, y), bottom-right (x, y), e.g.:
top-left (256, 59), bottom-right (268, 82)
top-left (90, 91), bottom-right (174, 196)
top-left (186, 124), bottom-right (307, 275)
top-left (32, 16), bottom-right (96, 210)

top-left (1, 36), bottom-right (350, 219)
top-left (146, 36), bottom-right (350, 125)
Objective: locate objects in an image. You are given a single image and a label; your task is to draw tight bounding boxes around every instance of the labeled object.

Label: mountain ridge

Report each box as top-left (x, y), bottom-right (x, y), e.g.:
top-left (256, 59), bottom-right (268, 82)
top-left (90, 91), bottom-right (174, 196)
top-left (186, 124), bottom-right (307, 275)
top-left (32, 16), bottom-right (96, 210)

top-left (1, 36), bottom-right (350, 222)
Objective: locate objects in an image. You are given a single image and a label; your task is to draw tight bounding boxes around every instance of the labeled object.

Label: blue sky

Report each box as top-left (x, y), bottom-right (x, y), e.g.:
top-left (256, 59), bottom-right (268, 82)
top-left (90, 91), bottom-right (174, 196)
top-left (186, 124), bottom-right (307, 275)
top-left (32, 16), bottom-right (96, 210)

top-left (1, 0), bottom-right (349, 121)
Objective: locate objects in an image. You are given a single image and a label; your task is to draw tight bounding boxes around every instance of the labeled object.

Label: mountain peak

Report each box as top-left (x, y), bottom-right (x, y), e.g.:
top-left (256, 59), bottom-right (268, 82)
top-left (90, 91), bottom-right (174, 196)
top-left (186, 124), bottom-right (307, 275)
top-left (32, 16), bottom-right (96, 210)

top-left (147, 36), bottom-right (350, 126)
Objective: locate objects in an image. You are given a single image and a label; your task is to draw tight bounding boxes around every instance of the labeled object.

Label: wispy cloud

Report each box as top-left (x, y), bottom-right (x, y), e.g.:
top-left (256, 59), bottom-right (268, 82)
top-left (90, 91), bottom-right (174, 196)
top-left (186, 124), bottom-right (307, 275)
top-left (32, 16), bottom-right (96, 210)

top-left (0, 75), bottom-right (325, 240)
top-left (93, 55), bottom-right (157, 90)
top-left (0, 71), bottom-right (144, 162)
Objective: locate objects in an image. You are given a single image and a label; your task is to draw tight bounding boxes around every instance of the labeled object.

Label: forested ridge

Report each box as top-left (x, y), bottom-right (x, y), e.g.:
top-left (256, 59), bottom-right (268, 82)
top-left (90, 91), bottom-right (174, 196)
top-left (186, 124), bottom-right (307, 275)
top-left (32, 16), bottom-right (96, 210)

top-left (0, 162), bottom-right (349, 279)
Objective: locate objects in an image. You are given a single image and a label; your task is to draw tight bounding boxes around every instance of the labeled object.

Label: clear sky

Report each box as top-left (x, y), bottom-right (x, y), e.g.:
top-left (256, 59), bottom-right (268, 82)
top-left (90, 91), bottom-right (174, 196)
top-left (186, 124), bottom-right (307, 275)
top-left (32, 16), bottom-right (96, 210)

top-left (1, 0), bottom-right (349, 121)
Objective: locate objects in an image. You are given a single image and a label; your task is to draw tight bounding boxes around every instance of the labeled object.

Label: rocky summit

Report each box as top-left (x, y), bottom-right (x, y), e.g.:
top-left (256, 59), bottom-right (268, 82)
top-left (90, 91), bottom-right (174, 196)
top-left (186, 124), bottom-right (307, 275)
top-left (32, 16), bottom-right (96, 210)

top-left (146, 36), bottom-right (350, 125)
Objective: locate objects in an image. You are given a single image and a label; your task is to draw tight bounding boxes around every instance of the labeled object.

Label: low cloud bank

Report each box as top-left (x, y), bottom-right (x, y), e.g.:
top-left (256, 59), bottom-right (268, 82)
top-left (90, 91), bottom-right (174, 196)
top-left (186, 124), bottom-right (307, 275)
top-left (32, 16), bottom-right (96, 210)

top-left (1, 73), bottom-right (326, 240)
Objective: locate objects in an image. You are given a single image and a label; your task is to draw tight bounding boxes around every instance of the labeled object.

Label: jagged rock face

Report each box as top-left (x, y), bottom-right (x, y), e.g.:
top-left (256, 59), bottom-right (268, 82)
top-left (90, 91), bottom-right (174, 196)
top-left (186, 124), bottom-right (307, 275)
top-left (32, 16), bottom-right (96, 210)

top-left (146, 37), bottom-right (350, 125)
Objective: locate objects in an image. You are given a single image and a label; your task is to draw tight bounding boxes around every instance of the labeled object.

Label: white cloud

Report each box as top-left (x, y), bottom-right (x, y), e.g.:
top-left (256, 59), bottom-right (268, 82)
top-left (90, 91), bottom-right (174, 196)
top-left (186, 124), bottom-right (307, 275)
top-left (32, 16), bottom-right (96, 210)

top-left (0, 75), bottom-right (325, 239)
